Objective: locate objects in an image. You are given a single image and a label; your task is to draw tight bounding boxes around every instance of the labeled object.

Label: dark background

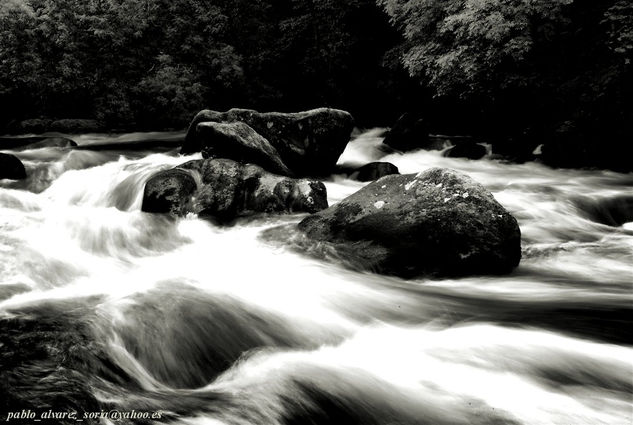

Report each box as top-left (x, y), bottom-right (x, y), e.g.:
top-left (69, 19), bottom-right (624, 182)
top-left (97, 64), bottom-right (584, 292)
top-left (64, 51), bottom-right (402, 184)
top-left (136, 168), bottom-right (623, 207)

top-left (1, 0), bottom-right (631, 169)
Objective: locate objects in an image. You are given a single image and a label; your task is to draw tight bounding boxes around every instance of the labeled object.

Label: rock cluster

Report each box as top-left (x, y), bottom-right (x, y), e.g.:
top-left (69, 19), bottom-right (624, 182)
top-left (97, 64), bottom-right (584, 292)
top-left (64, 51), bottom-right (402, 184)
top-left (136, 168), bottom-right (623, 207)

top-left (182, 108), bottom-right (354, 176)
top-left (140, 108), bottom-right (522, 278)
top-left (142, 158), bottom-right (327, 221)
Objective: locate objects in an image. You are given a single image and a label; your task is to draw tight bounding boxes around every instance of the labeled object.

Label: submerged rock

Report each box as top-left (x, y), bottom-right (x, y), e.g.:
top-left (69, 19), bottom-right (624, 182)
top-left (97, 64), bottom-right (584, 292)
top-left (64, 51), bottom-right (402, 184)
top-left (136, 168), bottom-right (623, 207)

top-left (22, 137), bottom-right (77, 150)
top-left (351, 162), bottom-right (399, 182)
top-left (0, 283), bottom-right (31, 302)
top-left (444, 142), bottom-right (487, 160)
top-left (537, 120), bottom-right (632, 172)
top-left (298, 168), bottom-right (521, 277)
top-left (0, 153), bottom-right (27, 180)
top-left (73, 138), bottom-right (180, 152)
top-left (0, 136), bottom-right (76, 150)
top-left (12, 119), bottom-right (104, 133)
top-left (574, 195), bottom-right (633, 227)
top-left (539, 121), bottom-right (585, 169)
top-left (491, 128), bottom-right (541, 164)
top-left (0, 137), bottom-right (43, 150)
top-left (382, 112), bottom-right (431, 151)
top-left (142, 158), bottom-right (327, 221)
top-left (50, 119), bottom-right (104, 133)
top-left (197, 121), bottom-right (292, 176)
top-left (182, 108), bottom-right (354, 176)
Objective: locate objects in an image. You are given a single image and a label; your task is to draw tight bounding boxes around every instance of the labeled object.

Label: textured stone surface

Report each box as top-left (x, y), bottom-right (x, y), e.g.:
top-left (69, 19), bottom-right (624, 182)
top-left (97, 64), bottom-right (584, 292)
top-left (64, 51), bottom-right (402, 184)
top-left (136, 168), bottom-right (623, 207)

top-left (182, 108), bottom-right (354, 176)
top-left (197, 121), bottom-right (292, 176)
top-left (299, 168), bottom-right (521, 277)
top-left (142, 158), bottom-right (328, 221)
top-left (141, 169), bottom-right (198, 216)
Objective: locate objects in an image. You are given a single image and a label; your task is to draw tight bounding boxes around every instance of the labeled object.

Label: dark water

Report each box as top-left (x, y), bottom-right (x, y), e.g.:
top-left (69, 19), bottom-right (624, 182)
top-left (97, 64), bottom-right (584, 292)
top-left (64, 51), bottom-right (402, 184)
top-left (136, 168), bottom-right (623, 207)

top-left (1, 130), bottom-right (632, 424)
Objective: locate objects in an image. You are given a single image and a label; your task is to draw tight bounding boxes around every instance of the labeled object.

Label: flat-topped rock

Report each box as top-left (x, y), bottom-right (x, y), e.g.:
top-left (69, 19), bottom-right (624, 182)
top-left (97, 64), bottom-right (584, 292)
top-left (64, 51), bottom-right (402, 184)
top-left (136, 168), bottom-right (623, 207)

top-left (182, 108), bottom-right (354, 176)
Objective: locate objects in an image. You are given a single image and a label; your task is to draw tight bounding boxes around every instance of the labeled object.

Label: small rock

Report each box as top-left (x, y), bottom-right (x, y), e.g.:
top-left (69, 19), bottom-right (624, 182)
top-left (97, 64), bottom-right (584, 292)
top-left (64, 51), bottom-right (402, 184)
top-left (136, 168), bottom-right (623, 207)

top-left (444, 142), bottom-right (487, 160)
top-left (141, 168), bottom-right (198, 216)
top-left (352, 162), bottom-right (400, 182)
top-left (0, 153), bottom-right (27, 180)
top-left (573, 195), bottom-right (633, 227)
top-left (382, 112), bottom-right (430, 151)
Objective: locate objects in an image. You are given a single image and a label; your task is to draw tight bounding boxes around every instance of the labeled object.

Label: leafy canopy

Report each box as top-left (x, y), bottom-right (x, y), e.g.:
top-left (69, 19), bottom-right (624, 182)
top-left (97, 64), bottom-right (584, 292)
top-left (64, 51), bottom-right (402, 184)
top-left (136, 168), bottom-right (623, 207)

top-left (378, 0), bottom-right (573, 97)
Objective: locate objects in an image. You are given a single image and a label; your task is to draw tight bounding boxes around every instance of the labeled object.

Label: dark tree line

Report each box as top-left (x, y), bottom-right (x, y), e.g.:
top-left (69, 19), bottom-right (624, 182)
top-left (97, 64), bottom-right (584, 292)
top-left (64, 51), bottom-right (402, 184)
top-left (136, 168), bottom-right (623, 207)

top-left (0, 0), bottom-right (405, 130)
top-left (1, 0), bottom-right (631, 167)
top-left (380, 0), bottom-right (632, 139)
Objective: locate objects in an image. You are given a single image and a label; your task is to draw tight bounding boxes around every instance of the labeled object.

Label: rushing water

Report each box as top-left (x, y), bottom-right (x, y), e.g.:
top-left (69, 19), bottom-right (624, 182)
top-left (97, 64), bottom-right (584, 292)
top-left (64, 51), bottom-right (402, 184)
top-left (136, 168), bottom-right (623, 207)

top-left (1, 130), bottom-right (632, 425)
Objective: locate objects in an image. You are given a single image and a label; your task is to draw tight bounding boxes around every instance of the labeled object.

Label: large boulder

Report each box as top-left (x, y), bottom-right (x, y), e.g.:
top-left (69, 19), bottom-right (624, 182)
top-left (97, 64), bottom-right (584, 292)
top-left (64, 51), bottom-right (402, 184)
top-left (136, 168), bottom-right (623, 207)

top-left (182, 108), bottom-right (354, 176)
top-left (351, 162), bottom-right (400, 182)
top-left (382, 112), bottom-right (431, 151)
top-left (298, 168), bottom-right (521, 277)
top-left (0, 153), bottom-right (27, 180)
top-left (197, 121), bottom-right (292, 176)
top-left (142, 158), bottom-right (327, 221)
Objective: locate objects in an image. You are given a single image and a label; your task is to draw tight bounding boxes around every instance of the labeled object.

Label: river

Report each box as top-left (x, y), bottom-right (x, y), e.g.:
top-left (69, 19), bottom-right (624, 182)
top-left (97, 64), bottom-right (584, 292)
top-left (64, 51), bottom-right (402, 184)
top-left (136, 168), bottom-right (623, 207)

top-left (1, 129), bottom-right (632, 424)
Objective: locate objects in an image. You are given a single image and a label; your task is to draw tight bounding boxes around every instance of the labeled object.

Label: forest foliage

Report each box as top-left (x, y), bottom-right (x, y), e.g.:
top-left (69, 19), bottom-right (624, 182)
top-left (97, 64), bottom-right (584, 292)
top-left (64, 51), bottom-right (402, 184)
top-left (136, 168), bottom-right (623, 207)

top-left (0, 0), bottom-right (631, 143)
top-left (0, 0), bottom-right (401, 129)
top-left (380, 0), bottom-right (631, 137)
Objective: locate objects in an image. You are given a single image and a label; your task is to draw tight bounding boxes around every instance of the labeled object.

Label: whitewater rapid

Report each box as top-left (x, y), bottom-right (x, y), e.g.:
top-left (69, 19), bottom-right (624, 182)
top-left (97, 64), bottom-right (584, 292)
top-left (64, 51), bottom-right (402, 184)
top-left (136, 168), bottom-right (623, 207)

top-left (0, 130), bottom-right (631, 424)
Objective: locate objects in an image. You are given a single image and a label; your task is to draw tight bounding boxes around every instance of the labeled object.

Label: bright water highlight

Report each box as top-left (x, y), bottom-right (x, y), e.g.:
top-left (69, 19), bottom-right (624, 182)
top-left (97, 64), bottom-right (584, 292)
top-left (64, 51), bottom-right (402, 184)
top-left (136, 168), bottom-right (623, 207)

top-left (1, 130), bottom-right (631, 424)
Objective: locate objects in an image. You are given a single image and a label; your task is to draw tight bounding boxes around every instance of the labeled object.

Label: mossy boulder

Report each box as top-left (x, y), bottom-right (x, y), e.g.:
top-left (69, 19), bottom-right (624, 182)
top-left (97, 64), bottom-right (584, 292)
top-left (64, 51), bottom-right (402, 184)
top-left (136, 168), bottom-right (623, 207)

top-left (182, 108), bottom-right (354, 176)
top-left (197, 121), bottom-right (292, 176)
top-left (298, 168), bottom-right (521, 277)
top-left (142, 158), bottom-right (328, 221)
